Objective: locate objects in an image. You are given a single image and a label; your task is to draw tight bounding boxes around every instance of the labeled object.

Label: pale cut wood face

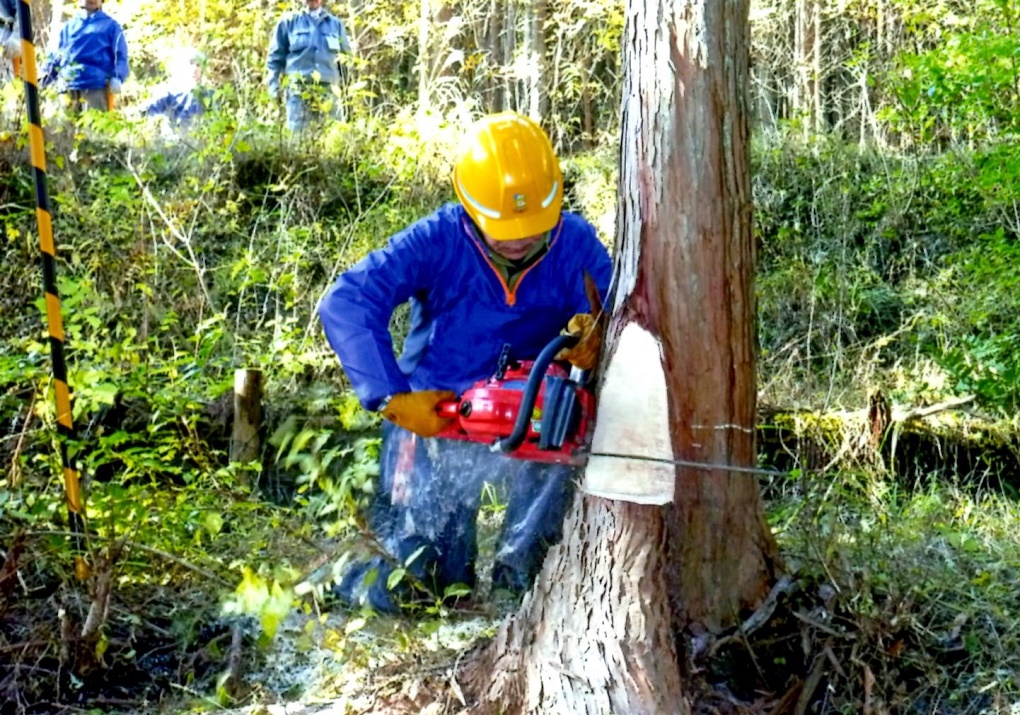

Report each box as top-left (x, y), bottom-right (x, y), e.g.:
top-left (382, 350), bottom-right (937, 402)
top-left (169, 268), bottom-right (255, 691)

top-left (582, 320), bottom-right (675, 504)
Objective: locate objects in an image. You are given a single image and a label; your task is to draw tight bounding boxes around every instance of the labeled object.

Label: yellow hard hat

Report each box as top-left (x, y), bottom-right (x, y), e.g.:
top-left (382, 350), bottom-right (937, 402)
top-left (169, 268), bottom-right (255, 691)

top-left (453, 112), bottom-right (563, 241)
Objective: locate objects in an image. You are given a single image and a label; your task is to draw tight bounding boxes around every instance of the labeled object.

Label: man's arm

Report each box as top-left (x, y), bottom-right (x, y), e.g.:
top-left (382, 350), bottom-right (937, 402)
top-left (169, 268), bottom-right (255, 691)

top-left (266, 17), bottom-right (289, 91)
top-left (143, 90), bottom-right (173, 116)
top-left (572, 221), bottom-right (613, 313)
top-left (319, 216), bottom-right (439, 411)
top-left (112, 24), bottom-right (128, 82)
top-left (39, 24), bottom-right (67, 87)
top-left (336, 18), bottom-right (351, 54)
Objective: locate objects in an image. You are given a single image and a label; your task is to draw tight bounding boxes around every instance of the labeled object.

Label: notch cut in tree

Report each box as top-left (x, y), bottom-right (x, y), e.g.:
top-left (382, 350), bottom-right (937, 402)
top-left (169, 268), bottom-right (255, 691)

top-left (461, 0), bottom-right (780, 711)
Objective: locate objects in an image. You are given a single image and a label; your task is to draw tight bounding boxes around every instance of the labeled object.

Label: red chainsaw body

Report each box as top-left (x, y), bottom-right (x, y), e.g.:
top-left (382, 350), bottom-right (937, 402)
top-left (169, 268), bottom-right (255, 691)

top-left (435, 361), bottom-right (594, 465)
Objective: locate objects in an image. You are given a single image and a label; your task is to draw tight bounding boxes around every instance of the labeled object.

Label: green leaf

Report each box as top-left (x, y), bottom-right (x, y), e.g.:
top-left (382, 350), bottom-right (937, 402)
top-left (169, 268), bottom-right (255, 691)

top-left (386, 568), bottom-right (406, 591)
top-left (443, 583), bottom-right (471, 598)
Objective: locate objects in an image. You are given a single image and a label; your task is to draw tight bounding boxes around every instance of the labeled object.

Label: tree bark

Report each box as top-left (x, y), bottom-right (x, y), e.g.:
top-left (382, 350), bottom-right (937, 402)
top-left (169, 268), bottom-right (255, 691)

top-left (632, 0), bottom-right (777, 631)
top-left (812, 0), bottom-right (822, 133)
top-left (461, 0), bottom-right (778, 711)
top-left (487, 0), bottom-right (505, 112)
top-left (503, 0), bottom-right (516, 112)
top-left (794, 0), bottom-right (813, 133)
top-left (465, 499), bottom-right (685, 714)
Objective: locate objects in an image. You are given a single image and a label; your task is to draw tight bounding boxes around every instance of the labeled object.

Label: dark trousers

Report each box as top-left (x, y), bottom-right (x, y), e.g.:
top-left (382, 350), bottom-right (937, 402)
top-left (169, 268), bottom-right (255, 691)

top-left (67, 88), bottom-right (109, 113)
top-left (335, 421), bottom-right (576, 611)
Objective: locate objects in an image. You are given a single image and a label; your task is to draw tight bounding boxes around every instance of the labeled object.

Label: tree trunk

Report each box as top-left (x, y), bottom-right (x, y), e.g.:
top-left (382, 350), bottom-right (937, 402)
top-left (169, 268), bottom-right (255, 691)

top-left (230, 368), bottom-right (262, 484)
top-left (812, 0), bottom-right (822, 133)
top-left (487, 0), bottom-right (505, 112)
top-left (527, 0), bottom-right (547, 121)
top-left (46, 0), bottom-right (65, 50)
top-left (613, 0), bottom-right (778, 633)
top-left (794, 0), bottom-right (812, 133)
top-left (461, 0), bottom-right (779, 710)
top-left (465, 499), bottom-right (685, 714)
top-left (417, 0), bottom-right (430, 114)
top-left (503, 0), bottom-right (516, 112)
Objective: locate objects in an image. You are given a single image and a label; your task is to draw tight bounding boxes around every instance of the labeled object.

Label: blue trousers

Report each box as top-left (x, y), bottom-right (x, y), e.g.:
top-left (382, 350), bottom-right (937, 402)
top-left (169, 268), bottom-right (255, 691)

top-left (285, 82), bottom-right (343, 132)
top-left (335, 422), bottom-right (577, 612)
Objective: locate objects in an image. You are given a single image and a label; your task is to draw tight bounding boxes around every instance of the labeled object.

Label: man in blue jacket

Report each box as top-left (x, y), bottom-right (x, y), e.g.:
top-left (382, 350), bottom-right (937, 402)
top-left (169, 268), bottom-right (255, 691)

top-left (319, 112), bottom-right (612, 612)
top-left (41, 0), bottom-right (128, 112)
top-left (266, 0), bottom-right (350, 132)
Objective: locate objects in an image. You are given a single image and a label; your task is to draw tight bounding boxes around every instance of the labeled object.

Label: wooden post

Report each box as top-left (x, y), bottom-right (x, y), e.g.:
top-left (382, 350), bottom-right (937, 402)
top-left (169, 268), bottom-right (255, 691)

top-left (230, 369), bottom-right (262, 481)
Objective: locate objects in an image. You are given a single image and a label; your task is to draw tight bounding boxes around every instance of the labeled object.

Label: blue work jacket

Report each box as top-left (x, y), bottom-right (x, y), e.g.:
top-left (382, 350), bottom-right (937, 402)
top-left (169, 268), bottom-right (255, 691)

top-left (144, 87), bottom-right (210, 125)
top-left (267, 10), bottom-right (349, 90)
top-left (320, 203), bottom-right (613, 411)
top-left (42, 10), bottom-right (128, 90)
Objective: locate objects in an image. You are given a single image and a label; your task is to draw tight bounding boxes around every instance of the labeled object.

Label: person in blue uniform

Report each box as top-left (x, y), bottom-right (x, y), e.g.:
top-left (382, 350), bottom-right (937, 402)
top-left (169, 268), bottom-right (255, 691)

top-left (266, 0), bottom-right (350, 132)
top-left (1, 0), bottom-right (20, 82)
top-left (143, 48), bottom-right (210, 130)
top-left (41, 0), bottom-right (129, 112)
top-left (319, 112), bottom-right (611, 612)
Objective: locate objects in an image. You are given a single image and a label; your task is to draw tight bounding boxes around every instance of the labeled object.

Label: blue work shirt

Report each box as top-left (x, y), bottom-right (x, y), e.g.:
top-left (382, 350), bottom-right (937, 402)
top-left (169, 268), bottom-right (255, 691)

top-left (1, 0), bottom-right (17, 51)
top-left (144, 86), bottom-right (210, 125)
top-left (42, 10), bottom-right (128, 91)
top-left (319, 203), bottom-right (613, 411)
top-left (267, 10), bottom-right (349, 90)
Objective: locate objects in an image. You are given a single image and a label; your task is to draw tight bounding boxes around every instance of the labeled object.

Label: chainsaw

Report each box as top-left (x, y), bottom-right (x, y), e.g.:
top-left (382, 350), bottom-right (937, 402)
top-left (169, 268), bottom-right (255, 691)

top-left (434, 333), bottom-right (595, 465)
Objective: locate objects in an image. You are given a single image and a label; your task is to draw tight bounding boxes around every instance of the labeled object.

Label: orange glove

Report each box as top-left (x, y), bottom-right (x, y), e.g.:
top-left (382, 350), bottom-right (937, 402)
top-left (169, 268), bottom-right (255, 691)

top-left (380, 390), bottom-right (457, 438)
top-left (555, 313), bottom-right (601, 371)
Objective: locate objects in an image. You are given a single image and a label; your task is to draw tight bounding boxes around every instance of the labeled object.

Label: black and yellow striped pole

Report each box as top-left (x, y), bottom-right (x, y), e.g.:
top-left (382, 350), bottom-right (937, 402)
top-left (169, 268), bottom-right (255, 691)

top-left (17, 0), bottom-right (89, 580)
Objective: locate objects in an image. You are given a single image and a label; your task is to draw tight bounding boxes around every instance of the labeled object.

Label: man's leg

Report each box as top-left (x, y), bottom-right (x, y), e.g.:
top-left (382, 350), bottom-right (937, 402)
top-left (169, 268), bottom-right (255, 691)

top-left (491, 461), bottom-right (577, 594)
top-left (82, 88), bottom-right (108, 111)
top-left (285, 90), bottom-right (309, 133)
top-left (66, 90), bottom-right (85, 115)
top-left (334, 424), bottom-right (486, 611)
top-left (326, 83), bottom-right (345, 122)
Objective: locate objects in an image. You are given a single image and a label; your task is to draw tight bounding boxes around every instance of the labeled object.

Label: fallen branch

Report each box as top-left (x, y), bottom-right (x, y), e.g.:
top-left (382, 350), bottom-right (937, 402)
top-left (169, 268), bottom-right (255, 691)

top-left (701, 575), bottom-right (795, 659)
top-left (893, 395), bottom-right (976, 423)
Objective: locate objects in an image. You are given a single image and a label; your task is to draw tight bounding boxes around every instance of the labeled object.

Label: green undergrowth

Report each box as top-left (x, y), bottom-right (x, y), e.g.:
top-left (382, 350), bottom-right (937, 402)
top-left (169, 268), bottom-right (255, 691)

top-left (754, 131), bottom-right (1020, 418)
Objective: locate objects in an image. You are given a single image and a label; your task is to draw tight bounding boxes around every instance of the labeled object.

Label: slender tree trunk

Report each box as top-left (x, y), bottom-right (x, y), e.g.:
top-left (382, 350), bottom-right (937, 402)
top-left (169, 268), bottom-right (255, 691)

top-left (460, 0), bottom-right (779, 710)
top-left (812, 0), bottom-right (822, 133)
top-left (487, 0), bottom-right (505, 112)
top-left (417, 0), bottom-right (430, 115)
top-left (47, 0), bottom-right (65, 50)
top-left (504, 0), bottom-right (516, 112)
top-left (527, 0), bottom-right (547, 121)
top-left (794, 0), bottom-right (813, 134)
top-left (230, 369), bottom-right (262, 487)
top-left (581, 78), bottom-right (593, 149)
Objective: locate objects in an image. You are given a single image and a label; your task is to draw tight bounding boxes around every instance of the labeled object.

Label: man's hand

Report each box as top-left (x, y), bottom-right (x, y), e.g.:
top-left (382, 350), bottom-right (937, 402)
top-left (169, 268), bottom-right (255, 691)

top-left (108, 78), bottom-right (122, 93)
top-left (381, 390), bottom-right (457, 438)
top-left (266, 73), bottom-right (281, 98)
top-left (556, 313), bottom-right (601, 371)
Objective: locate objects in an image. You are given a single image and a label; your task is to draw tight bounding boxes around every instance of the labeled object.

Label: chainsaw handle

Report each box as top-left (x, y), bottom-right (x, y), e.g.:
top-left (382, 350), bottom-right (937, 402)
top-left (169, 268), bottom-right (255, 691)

top-left (493, 332), bottom-right (578, 455)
